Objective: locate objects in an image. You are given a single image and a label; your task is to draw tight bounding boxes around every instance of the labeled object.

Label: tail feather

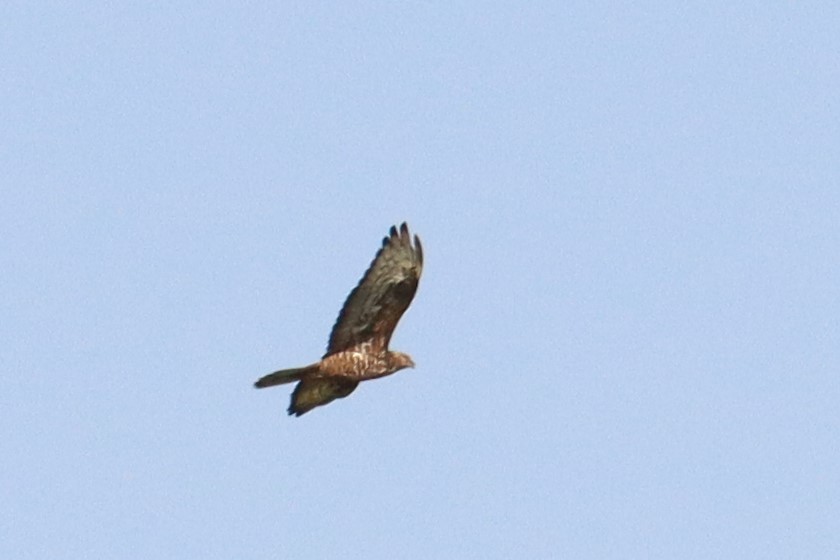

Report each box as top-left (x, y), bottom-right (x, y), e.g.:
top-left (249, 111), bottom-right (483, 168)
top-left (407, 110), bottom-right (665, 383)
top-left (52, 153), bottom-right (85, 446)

top-left (254, 364), bottom-right (318, 389)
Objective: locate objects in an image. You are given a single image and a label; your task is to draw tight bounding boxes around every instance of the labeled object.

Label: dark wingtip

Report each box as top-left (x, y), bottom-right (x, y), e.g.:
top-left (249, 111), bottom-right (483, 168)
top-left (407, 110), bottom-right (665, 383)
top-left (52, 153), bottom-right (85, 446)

top-left (386, 223), bottom-right (411, 248)
top-left (387, 223), bottom-right (422, 264)
top-left (287, 401), bottom-right (309, 416)
top-left (384, 225), bottom-right (397, 248)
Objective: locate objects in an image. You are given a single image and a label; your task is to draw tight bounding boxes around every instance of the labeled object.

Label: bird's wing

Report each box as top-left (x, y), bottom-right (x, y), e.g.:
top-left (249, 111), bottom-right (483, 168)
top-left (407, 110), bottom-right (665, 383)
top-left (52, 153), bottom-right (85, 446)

top-left (325, 222), bottom-right (423, 356)
top-left (288, 377), bottom-right (358, 416)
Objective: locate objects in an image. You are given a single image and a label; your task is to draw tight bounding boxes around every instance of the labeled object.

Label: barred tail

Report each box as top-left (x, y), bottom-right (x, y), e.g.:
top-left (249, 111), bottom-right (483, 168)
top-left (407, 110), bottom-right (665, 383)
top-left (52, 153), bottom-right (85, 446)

top-left (254, 364), bottom-right (319, 389)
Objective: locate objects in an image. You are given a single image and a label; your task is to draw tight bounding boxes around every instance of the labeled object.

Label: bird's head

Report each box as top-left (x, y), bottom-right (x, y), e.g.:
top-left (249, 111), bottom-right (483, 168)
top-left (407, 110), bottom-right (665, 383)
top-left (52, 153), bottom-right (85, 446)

top-left (388, 351), bottom-right (415, 372)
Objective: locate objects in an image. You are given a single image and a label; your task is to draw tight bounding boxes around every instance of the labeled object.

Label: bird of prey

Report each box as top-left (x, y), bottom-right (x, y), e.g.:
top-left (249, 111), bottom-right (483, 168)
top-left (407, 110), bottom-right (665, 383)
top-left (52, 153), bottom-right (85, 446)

top-left (255, 222), bottom-right (423, 416)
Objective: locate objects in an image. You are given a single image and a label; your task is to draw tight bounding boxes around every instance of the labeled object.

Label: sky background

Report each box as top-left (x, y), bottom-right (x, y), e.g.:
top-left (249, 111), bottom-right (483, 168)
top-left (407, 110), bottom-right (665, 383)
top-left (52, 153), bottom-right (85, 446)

top-left (3, 2), bottom-right (840, 558)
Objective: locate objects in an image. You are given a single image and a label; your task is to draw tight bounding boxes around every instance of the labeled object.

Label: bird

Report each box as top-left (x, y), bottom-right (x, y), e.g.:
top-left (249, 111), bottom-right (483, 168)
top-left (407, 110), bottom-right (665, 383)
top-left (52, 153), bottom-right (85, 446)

top-left (255, 222), bottom-right (423, 416)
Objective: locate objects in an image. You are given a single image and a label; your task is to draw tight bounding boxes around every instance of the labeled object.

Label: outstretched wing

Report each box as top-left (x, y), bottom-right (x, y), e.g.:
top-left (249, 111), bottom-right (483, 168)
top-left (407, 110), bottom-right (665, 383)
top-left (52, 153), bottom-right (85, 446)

top-left (325, 222), bottom-right (423, 356)
top-left (288, 377), bottom-right (358, 416)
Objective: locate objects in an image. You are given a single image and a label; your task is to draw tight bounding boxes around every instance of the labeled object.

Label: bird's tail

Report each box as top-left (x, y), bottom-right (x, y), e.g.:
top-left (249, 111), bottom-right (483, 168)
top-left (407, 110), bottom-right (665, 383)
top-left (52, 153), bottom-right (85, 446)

top-left (254, 363), bottom-right (319, 389)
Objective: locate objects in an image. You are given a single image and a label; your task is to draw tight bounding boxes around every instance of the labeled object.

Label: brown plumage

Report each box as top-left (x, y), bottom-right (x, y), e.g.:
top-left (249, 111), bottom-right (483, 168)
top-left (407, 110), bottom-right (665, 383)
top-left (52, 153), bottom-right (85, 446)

top-left (255, 223), bottom-right (423, 416)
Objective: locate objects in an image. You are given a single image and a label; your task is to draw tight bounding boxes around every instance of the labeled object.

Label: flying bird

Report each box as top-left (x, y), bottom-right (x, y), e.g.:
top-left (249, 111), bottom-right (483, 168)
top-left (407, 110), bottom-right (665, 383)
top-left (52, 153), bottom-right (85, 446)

top-left (255, 222), bottom-right (423, 416)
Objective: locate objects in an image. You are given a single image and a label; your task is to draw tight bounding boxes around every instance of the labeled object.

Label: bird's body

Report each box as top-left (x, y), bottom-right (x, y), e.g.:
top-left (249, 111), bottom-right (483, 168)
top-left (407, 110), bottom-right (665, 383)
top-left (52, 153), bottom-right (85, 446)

top-left (255, 223), bottom-right (423, 416)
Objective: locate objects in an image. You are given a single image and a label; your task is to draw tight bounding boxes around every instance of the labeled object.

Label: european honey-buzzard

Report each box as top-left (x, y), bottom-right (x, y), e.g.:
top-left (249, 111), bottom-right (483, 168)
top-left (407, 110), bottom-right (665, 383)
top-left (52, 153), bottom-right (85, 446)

top-left (254, 223), bottom-right (423, 416)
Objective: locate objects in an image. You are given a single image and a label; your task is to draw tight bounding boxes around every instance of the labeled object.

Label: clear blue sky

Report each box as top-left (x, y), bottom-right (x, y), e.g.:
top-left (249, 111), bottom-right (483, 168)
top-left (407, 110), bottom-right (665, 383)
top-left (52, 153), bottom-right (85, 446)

top-left (3, 2), bottom-right (839, 558)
